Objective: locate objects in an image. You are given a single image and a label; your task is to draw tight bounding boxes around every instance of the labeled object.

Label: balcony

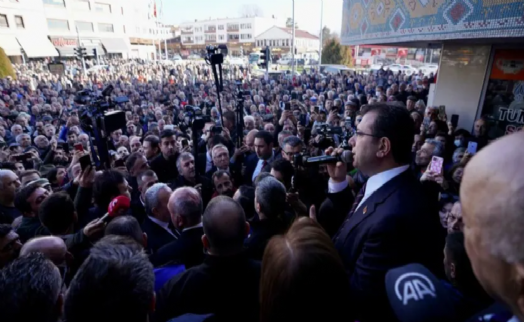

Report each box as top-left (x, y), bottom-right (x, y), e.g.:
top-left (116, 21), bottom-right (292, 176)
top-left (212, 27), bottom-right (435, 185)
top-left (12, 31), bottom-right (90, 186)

top-left (205, 38), bottom-right (216, 43)
top-left (181, 29), bottom-right (193, 35)
top-left (205, 27), bottom-right (216, 33)
top-left (182, 39), bottom-right (194, 44)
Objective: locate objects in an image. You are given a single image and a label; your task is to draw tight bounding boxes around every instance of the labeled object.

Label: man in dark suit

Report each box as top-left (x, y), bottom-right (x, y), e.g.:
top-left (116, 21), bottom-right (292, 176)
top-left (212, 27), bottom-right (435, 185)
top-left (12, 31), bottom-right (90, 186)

top-left (171, 152), bottom-right (213, 208)
top-left (150, 129), bottom-right (180, 184)
top-left (322, 104), bottom-right (443, 322)
top-left (244, 130), bottom-right (275, 186)
top-left (155, 196), bottom-right (260, 322)
top-left (150, 187), bottom-right (205, 269)
top-left (131, 170), bottom-right (158, 223)
top-left (142, 183), bottom-right (178, 254)
top-left (205, 144), bottom-right (242, 187)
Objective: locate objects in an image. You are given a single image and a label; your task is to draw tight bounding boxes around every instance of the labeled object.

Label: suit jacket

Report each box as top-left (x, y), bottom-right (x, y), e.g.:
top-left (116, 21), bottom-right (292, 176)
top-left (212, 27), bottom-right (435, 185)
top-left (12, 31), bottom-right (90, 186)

top-left (196, 152), bottom-right (209, 177)
top-left (155, 254), bottom-right (261, 322)
top-left (331, 170), bottom-right (444, 322)
top-left (130, 199), bottom-right (147, 224)
top-left (170, 175), bottom-right (213, 208)
top-left (244, 218), bottom-right (287, 261)
top-left (205, 163), bottom-right (242, 188)
top-left (141, 216), bottom-right (178, 254)
top-left (150, 227), bottom-right (205, 269)
top-left (243, 153), bottom-right (272, 186)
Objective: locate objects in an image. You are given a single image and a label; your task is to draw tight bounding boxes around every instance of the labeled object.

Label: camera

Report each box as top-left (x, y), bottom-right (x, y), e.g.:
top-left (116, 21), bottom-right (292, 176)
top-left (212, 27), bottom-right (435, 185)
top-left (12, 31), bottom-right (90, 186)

top-left (211, 126), bottom-right (222, 134)
top-left (183, 105), bottom-right (211, 130)
top-left (314, 124), bottom-right (343, 150)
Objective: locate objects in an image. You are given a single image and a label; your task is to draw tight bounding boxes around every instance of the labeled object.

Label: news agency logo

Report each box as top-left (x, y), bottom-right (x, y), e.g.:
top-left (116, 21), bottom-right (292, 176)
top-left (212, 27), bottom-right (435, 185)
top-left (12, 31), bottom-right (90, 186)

top-left (394, 272), bottom-right (436, 306)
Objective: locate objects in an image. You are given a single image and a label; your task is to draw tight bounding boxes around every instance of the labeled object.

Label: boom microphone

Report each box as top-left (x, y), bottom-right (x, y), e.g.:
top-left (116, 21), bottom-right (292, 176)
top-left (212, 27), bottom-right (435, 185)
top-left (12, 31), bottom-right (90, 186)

top-left (299, 150), bottom-right (353, 166)
top-left (99, 195), bottom-right (131, 223)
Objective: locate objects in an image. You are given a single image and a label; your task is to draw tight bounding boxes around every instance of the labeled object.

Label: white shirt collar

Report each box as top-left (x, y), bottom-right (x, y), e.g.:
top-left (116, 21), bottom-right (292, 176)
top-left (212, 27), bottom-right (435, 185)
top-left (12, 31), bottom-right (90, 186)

top-left (358, 165), bottom-right (410, 210)
top-left (182, 222), bottom-right (203, 233)
top-left (148, 216), bottom-right (177, 238)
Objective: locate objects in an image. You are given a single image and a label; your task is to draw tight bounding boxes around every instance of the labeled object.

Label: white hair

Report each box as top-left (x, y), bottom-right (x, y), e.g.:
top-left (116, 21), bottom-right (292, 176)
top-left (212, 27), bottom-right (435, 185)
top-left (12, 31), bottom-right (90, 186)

top-left (211, 144), bottom-right (228, 159)
top-left (176, 152), bottom-right (194, 173)
top-left (244, 115), bottom-right (254, 123)
top-left (144, 183), bottom-right (171, 216)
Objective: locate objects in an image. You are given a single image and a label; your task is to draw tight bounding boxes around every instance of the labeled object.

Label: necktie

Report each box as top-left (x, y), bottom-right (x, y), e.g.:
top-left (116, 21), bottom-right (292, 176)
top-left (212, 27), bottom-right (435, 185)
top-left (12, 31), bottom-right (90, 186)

top-left (348, 182), bottom-right (367, 217)
top-left (262, 160), bottom-right (268, 169)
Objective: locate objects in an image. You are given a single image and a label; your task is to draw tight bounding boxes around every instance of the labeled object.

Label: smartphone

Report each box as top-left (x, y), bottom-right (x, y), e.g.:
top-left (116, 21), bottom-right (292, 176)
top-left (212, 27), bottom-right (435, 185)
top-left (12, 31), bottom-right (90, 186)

top-left (182, 139), bottom-right (189, 148)
top-left (74, 143), bottom-right (84, 152)
top-left (15, 153), bottom-right (32, 162)
top-left (423, 117), bottom-right (431, 130)
top-left (451, 114), bottom-right (459, 128)
top-left (467, 141), bottom-right (478, 155)
top-left (79, 155), bottom-right (91, 172)
top-left (429, 156), bottom-right (444, 174)
top-left (212, 126), bottom-right (222, 134)
top-left (314, 106), bottom-right (320, 114)
top-left (291, 92), bottom-right (298, 100)
top-left (438, 105), bottom-right (446, 120)
top-left (284, 102), bottom-right (291, 111)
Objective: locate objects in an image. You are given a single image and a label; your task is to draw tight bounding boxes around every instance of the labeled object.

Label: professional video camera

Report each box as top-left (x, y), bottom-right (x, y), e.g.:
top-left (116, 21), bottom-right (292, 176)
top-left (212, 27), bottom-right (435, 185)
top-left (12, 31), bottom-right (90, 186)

top-left (314, 124), bottom-right (343, 150)
top-left (182, 105), bottom-right (211, 130)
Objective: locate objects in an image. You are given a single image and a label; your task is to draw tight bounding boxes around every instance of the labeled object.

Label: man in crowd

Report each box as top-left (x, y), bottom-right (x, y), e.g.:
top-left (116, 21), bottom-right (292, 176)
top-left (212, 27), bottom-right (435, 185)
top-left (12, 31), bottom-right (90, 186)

top-left (172, 152), bottom-right (212, 206)
top-left (131, 169), bottom-right (158, 222)
top-left (14, 183), bottom-right (50, 242)
top-left (0, 170), bottom-right (22, 223)
top-left (142, 183), bottom-right (178, 254)
top-left (461, 132), bottom-right (524, 321)
top-left (155, 196), bottom-right (259, 322)
top-left (414, 138), bottom-right (445, 177)
top-left (212, 170), bottom-right (235, 197)
top-left (150, 187), bottom-right (205, 268)
top-left (142, 135), bottom-right (161, 161)
top-left (0, 224), bottom-right (22, 268)
top-left (150, 130), bottom-right (179, 184)
top-left (245, 131), bottom-right (274, 185)
top-left (323, 104), bottom-right (443, 321)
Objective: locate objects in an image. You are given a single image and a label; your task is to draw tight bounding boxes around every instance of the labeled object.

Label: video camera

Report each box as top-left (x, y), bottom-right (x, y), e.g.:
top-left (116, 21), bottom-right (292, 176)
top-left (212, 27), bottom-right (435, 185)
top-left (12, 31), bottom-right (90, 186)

top-left (182, 105), bottom-right (212, 131)
top-left (314, 124), bottom-right (343, 150)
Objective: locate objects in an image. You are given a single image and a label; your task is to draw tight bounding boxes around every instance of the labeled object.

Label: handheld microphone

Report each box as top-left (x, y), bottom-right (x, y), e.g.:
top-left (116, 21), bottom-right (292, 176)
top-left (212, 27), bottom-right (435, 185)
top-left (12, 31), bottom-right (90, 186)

top-left (298, 150), bottom-right (353, 166)
top-left (99, 195), bottom-right (131, 223)
top-left (385, 263), bottom-right (459, 322)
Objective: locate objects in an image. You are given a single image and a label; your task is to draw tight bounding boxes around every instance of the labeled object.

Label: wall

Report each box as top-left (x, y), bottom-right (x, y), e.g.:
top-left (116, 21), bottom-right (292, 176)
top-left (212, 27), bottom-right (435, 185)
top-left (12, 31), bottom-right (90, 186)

top-left (0, 0), bottom-right (49, 37)
top-left (340, 0), bottom-right (524, 45)
top-left (432, 43), bottom-right (491, 132)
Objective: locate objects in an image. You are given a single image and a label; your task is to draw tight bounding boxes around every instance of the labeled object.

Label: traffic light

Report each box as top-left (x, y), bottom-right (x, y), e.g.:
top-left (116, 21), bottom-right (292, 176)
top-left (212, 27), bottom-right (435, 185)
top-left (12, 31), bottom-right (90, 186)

top-left (74, 46), bottom-right (87, 60)
top-left (93, 48), bottom-right (98, 57)
top-left (258, 46), bottom-right (270, 71)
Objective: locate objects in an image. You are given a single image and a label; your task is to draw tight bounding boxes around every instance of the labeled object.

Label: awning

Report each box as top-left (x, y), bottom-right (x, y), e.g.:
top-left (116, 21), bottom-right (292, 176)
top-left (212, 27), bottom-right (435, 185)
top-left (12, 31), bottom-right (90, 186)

top-left (17, 36), bottom-right (58, 57)
top-left (0, 35), bottom-right (21, 56)
top-left (100, 38), bottom-right (130, 53)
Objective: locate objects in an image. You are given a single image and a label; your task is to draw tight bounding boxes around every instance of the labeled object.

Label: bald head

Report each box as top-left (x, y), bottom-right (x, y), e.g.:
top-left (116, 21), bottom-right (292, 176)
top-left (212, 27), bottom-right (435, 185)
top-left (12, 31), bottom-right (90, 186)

top-left (461, 132), bottom-right (524, 317)
top-left (169, 187), bottom-right (203, 229)
top-left (20, 236), bottom-right (67, 266)
top-left (203, 196), bottom-right (248, 255)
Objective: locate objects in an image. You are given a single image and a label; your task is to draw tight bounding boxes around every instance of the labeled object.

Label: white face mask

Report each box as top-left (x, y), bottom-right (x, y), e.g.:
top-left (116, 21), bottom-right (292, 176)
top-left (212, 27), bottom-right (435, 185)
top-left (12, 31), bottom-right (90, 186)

top-left (454, 139), bottom-right (461, 147)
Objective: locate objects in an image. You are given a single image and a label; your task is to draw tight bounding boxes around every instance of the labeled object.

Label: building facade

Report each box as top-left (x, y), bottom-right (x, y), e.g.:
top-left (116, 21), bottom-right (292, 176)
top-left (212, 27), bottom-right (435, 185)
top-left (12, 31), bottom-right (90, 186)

top-left (255, 26), bottom-right (320, 59)
top-left (340, 0), bottom-right (524, 138)
top-left (179, 16), bottom-right (278, 56)
top-left (0, 0), bottom-right (170, 60)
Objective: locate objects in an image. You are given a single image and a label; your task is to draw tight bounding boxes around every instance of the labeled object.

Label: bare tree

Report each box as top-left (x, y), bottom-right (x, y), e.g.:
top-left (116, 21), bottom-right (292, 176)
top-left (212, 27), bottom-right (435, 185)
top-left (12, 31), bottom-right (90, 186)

top-left (239, 4), bottom-right (264, 17)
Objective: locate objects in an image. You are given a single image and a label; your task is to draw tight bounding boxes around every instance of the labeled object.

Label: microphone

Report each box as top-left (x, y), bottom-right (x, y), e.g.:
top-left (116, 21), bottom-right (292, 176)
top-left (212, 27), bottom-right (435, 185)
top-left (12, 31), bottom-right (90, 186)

top-left (385, 263), bottom-right (459, 322)
top-left (298, 150), bottom-right (353, 166)
top-left (99, 195), bottom-right (131, 223)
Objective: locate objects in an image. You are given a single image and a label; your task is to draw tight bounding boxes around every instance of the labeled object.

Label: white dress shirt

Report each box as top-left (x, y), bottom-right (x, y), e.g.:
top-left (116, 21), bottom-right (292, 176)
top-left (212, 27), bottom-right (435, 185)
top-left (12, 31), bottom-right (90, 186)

top-left (182, 222), bottom-right (203, 233)
top-left (328, 165), bottom-right (410, 211)
top-left (252, 151), bottom-right (275, 182)
top-left (147, 216), bottom-right (178, 238)
top-left (205, 151), bottom-right (213, 172)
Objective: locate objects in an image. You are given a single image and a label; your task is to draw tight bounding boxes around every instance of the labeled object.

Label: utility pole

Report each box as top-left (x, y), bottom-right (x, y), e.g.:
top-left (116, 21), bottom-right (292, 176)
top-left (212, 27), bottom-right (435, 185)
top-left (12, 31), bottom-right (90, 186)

top-left (319, 0), bottom-right (323, 67)
top-left (164, 37), bottom-right (168, 59)
top-left (292, 0), bottom-right (296, 75)
top-left (76, 27), bottom-right (86, 75)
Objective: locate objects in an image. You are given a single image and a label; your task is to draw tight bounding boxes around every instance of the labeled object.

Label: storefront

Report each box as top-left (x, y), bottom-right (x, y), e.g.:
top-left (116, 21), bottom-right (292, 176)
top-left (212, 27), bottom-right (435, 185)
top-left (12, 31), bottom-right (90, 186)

top-left (51, 37), bottom-right (105, 58)
top-left (478, 48), bottom-right (524, 138)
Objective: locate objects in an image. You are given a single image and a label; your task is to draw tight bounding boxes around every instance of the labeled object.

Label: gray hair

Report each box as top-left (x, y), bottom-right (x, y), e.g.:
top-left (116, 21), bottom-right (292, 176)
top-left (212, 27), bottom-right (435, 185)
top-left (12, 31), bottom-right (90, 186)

top-left (176, 152), bottom-right (194, 174)
top-left (425, 139), bottom-right (444, 157)
top-left (255, 176), bottom-right (286, 219)
top-left (16, 133), bottom-right (30, 144)
top-left (144, 183), bottom-right (170, 215)
top-left (211, 144), bottom-right (228, 159)
top-left (170, 187), bottom-right (203, 221)
top-left (243, 115), bottom-right (254, 123)
top-left (278, 131), bottom-right (293, 148)
top-left (282, 136), bottom-right (303, 149)
top-left (415, 99), bottom-right (426, 109)
top-left (11, 124), bottom-right (22, 132)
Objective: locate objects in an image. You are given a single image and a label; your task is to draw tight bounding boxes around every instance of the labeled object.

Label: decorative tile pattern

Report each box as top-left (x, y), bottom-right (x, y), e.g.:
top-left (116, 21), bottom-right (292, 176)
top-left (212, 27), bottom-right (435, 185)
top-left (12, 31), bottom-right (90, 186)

top-left (341, 0), bottom-right (524, 45)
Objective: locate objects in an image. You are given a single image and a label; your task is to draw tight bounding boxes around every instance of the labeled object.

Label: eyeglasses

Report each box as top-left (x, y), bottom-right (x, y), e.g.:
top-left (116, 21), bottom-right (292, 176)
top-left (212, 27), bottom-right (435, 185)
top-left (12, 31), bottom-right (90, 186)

top-left (353, 130), bottom-right (382, 139)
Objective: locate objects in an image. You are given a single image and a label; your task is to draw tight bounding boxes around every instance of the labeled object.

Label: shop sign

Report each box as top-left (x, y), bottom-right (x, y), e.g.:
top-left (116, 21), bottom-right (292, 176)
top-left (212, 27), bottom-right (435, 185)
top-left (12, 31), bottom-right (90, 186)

top-left (51, 37), bottom-right (78, 47)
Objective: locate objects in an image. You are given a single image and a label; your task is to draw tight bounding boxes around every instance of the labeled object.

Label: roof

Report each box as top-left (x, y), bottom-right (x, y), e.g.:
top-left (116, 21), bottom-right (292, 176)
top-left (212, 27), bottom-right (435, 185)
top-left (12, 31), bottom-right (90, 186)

top-left (277, 27), bottom-right (319, 40)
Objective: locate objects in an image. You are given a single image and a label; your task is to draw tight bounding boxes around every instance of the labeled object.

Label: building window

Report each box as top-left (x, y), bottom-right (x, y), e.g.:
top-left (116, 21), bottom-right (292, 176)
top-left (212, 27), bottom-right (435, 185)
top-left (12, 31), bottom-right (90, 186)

top-left (71, 0), bottom-right (90, 10)
top-left (218, 35), bottom-right (225, 41)
top-left (205, 34), bottom-right (216, 41)
top-left (240, 23), bottom-right (252, 29)
top-left (240, 34), bottom-right (252, 40)
top-left (228, 34), bottom-right (239, 41)
top-left (47, 18), bottom-right (69, 30)
top-left (98, 22), bottom-right (114, 32)
top-left (43, 0), bottom-right (65, 6)
top-left (0, 14), bottom-right (8, 28)
top-left (218, 25), bottom-right (224, 30)
top-left (95, 3), bottom-right (111, 13)
top-left (227, 23), bottom-right (239, 32)
top-left (75, 21), bottom-right (93, 32)
top-left (14, 16), bottom-right (24, 29)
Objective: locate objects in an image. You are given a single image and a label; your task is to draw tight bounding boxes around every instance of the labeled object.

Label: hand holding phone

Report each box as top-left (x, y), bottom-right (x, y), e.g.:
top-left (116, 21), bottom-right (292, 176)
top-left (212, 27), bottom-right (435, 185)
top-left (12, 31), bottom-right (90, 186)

top-left (467, 141), bottom-right (478, 155)
top-left (429, 156), bottom-right (444, 174)
top-left (79, 155), bottom-right (91, 172)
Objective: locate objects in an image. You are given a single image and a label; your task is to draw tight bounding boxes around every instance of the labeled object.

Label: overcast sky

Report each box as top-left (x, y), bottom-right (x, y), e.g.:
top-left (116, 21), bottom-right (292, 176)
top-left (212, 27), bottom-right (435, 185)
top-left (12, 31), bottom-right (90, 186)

top-left (160, 0), bottom-right (343, 36)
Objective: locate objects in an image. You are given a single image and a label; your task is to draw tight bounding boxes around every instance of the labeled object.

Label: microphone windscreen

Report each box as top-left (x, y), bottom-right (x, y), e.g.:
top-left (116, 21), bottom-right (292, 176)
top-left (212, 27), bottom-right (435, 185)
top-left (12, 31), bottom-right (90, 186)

top-left (340, 150), bottom-right (353, 164)
top-left (385, 263), bottom-right (458, 322)
top-left (107, 195), bottom-right (131, 218)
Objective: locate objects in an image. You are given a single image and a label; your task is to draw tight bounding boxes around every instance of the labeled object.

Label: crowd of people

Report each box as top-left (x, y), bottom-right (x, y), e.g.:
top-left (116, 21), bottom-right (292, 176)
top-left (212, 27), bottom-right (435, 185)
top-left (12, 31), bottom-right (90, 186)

top-left (0, 56), bottom-right (522, 322)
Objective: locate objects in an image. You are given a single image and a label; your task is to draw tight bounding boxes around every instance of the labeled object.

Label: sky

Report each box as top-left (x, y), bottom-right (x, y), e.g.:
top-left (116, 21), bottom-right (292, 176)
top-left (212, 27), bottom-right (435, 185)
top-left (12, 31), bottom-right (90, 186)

top-left (160, 0), bottom-right (343, 36)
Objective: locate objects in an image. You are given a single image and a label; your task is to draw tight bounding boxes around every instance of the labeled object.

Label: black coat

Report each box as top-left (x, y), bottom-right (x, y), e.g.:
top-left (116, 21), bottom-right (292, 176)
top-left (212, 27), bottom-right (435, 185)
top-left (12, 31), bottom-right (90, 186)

top-left (170, 175), bottom-right (213, 208)
top-left (155, 254), bottom-right (261, 322)
top-left (150, 154), bottom-right (180, 184)
top-left (244, 219), bottom-right (287, 261)
top-left (141, 216), bottom-right (178, 254)
top-left (330, 170), bottom-right (444, 322)
top-left (150, 227), bottom-right (205, 269)
top-left (243, 153), bottom-right (272, 186)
